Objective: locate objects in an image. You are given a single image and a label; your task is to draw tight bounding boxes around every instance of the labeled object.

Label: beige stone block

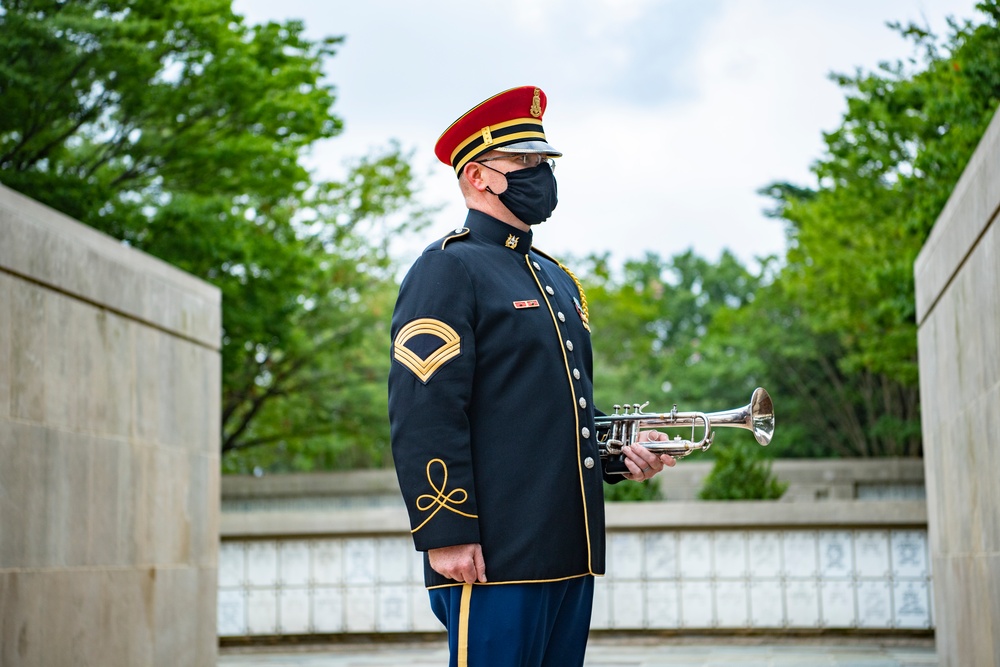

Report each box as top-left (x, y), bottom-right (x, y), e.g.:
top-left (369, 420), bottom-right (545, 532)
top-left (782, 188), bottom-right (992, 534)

top-left (156, 341), bottom-right (218, 452)
top-left (81, 307), bottom-right (134, 439)
top-left (933, 556), bottom-right (998, 667)
top-left (0, 274), bottom-right (11, 419)
top-left (187, 451), bottom-right (220, 569)
top-left (153, 338), bottom-right (184, 449)
top-left (85, 437), bottom-right (130, 567)
top-left (44, 433), bottom-right (94, 568)
top-left (990, 554), bottom-right (1000, 665)
top-left (133, 331), bottom-right (218, 452)
top-left (133, 444), bottom-right (206, 566)
top-left (0, 424), bottom-right (174, 570)
top-left (0, 422), bottom-right (98, 568)
top-left (974, 386), bottom-right (1000, 554)
top-left (151, 566), bottom-right (217, 667)
top-left (0, 422), bottom-right (44, 566)
top-left (39, 290), bottom-right (81, 432)
top-left (125, 440), bottom-right (154, 565)
top-left (0, 569), bottom-right (156, 667)
top-left (132, 324), bottom-right (162, 446)
top-left (0, 570), bottom-right (46, 666)
top-left (9, 282), bottom-right (45, 423)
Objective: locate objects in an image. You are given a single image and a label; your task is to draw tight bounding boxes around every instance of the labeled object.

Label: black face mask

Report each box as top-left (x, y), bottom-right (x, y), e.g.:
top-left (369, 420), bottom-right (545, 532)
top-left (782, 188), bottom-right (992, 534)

top-left (482, 163), bottom-right (558, 225)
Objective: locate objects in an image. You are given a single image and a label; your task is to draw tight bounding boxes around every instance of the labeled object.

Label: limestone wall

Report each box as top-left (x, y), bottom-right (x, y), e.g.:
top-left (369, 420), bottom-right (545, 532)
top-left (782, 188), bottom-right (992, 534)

top-left (915, 106), bottom-right (1000, 666)
top-left (0, 185), bottom-right (221, 666)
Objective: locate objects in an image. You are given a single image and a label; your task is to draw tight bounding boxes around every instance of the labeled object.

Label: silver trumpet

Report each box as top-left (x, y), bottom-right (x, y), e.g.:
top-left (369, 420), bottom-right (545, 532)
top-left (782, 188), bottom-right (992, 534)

top-left (597, 387), bottom-right (774, 470)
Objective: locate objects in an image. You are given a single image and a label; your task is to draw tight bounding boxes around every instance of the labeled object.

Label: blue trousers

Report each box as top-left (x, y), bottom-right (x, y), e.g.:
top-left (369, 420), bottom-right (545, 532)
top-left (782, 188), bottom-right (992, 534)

top-left (428, 576), bottom-right (595, 667)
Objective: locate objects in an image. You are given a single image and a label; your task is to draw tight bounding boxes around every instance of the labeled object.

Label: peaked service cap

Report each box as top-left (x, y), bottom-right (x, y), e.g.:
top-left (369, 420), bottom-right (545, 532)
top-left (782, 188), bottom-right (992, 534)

top-left (434, 86), bottom-right (562, 176)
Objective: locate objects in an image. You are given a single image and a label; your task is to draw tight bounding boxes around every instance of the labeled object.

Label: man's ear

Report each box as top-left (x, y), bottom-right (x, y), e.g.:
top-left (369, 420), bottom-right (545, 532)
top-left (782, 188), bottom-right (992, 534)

top-left (462, 161), bottom-right (489, 192)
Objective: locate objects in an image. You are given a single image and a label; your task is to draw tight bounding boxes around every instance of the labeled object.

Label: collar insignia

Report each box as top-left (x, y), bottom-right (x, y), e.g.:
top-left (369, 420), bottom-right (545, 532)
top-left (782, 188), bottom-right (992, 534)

top-left (505, 234), bottom-right (519, 250)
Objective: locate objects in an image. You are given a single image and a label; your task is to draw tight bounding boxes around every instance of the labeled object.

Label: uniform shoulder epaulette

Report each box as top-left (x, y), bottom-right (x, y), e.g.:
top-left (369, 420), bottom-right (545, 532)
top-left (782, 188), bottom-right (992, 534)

top-left (439, 227), bottom-right (470, 250)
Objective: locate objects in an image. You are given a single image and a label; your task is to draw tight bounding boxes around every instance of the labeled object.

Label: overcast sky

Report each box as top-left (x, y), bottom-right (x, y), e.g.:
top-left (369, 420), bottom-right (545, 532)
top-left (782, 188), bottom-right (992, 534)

top-left (231, 0), bottom-right (981, 271)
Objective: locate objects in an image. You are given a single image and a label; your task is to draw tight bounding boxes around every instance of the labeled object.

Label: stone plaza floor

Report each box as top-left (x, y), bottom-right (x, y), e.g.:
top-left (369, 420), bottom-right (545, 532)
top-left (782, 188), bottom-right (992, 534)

top-left (219, 636), bottom-right (938, 666)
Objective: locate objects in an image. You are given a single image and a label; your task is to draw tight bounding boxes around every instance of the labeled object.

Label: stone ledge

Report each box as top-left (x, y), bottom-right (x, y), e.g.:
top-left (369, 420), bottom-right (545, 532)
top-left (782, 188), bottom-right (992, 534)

top-left (221, 459), bottom-right (927, 506)
top-left (914, 106), bottom-right (1000, 324)
top-left (219, 500), bottom-right (927, 539)
top-left (0, 184), bottom-right (220, 348)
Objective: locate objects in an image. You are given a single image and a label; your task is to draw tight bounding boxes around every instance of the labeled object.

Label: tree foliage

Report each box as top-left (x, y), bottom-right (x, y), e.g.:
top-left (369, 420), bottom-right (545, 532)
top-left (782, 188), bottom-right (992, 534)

top-left (584, 249), bottom-right (761, 416)
top-left (757, 1), bottom-right (1000, 456)
top-left (0, 0), bottom-right (431, 470)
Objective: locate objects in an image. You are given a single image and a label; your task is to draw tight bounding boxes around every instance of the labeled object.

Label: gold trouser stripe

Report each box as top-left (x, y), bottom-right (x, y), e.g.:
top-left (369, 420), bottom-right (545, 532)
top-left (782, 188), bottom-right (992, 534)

top-left (458, 583), bottom-right (473, 666)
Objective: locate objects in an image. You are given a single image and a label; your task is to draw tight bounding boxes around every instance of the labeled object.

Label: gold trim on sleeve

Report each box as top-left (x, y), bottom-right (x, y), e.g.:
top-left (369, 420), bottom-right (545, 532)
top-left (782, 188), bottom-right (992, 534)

top-left (413, 458), bottom-right (478, 533)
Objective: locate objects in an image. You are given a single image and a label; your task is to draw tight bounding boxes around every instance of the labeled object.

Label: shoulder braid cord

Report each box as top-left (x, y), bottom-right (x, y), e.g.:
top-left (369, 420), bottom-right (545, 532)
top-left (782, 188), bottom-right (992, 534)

top-left (557, 260), bottom-right (591, 331)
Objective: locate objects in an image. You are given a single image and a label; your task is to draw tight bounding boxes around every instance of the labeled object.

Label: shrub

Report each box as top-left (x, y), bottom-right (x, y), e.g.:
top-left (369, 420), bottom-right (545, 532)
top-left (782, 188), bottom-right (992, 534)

top-left (604, 477), bottom-right (663, 502)
top-left (698, 443), bottom-right (787, 500)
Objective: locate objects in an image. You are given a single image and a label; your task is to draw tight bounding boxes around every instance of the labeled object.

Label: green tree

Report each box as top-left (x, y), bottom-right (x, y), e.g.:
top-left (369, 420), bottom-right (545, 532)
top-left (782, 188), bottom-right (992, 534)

top-left (583, 249), bottom-right (761, 418)
top-left (760, 1), bottom-right (1000, 456)
top-left (0, 0), bottom-right (432, 469)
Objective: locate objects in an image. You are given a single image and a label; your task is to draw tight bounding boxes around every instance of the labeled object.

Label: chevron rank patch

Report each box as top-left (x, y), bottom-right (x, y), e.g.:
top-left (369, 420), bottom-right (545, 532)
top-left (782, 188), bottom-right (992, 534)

top-left (393, 318), bottom-right (462, 383)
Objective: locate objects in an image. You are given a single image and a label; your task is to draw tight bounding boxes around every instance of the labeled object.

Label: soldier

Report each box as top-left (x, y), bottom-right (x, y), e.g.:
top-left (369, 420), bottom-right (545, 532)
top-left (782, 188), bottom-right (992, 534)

top-left (388, 86), bottom-right (675, 667)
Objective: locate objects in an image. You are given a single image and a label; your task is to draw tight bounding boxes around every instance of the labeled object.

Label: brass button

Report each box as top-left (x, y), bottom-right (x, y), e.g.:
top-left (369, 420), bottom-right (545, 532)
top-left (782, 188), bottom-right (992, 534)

top-left (533, 261), bottom-right (541, 270)
top-left (565, 340), bottom-right (574, 351)
top-left (584, 457), bottom-right (595, 469)
top-left (578, 397), bottom-right (587, 409)
top-left (581, 427), bottom-right (591, 439)
top-left (546, 286), bottom-right (555, 295)
top-left (573, 369), bottom-right (581, 380)
top-left (558, 312), bottom-right (566, 322)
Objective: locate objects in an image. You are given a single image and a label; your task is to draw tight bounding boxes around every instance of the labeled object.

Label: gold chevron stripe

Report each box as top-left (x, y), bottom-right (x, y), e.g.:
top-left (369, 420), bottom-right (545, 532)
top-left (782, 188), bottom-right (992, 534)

top-left (393, 318), bottom-right (462, 383)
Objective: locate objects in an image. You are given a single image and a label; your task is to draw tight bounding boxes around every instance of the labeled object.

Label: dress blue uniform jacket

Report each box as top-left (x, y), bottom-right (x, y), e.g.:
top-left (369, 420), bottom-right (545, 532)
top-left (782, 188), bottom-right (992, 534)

top-left (389, 210), bottom-right (611, 589)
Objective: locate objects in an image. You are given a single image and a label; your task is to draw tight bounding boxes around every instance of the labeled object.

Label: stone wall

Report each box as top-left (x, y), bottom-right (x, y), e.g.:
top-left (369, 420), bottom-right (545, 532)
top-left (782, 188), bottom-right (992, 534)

top-left (218, 501), bottom-right (932, 637)
top-left (915, 106), bottom-right (1000, 666)
top-left (0, 185), bottom-right (221, 666)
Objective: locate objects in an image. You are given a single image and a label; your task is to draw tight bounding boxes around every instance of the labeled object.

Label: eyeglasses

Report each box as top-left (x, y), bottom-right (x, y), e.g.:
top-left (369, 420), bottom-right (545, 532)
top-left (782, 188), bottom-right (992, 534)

top-left (476, 153), bottom-right (556, 171)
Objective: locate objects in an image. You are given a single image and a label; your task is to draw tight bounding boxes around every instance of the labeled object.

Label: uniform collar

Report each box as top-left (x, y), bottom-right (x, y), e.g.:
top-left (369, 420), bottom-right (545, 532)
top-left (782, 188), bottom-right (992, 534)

top-left (465, 209), bottom-right (533, 255)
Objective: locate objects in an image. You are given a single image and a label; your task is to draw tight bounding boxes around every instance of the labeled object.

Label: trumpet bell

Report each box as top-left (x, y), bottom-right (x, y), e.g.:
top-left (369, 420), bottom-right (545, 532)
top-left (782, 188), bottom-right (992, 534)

top-left (749, 387), bottom-right (774, 445)
top-left (702, 386), bottom-right (774, 446)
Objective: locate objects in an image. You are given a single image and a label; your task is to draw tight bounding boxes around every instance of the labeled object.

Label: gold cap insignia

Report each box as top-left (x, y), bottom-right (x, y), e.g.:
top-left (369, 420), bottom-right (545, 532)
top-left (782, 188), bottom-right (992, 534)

top-left (530, 88), bottom-right (542, 118)
top-left (481, 126), bottom-right (494, 145)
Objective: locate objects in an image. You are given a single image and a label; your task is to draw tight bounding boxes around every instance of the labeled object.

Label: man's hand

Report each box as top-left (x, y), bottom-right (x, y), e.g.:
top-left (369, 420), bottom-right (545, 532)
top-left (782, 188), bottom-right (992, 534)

top-left (428, 543), bottom-right (487, 583)
top-left (621, 430), bottom-right (676, 481)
